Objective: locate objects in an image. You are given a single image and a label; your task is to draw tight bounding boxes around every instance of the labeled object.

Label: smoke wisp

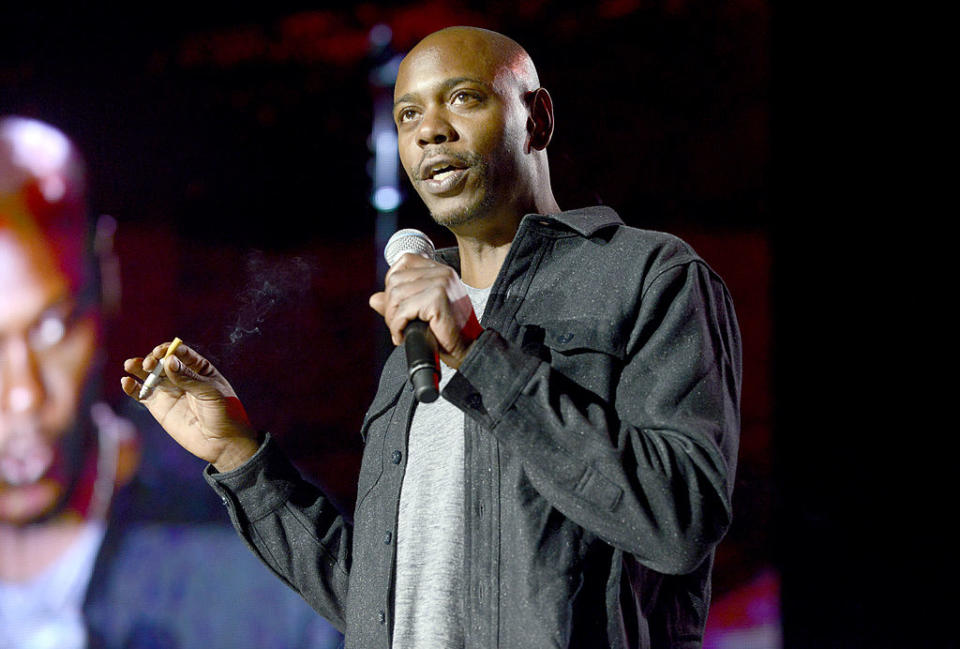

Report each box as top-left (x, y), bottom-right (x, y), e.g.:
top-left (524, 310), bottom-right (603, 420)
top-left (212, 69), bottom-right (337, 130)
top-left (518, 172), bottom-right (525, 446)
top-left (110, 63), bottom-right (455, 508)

top-left (231, 251), bottom-right (314, 344)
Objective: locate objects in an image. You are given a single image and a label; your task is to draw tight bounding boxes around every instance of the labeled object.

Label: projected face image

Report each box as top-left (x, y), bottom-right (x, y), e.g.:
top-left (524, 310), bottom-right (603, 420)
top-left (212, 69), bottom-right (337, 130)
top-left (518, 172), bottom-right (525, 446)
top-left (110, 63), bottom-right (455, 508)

top-left (0, 226), bottom-right (99, 525)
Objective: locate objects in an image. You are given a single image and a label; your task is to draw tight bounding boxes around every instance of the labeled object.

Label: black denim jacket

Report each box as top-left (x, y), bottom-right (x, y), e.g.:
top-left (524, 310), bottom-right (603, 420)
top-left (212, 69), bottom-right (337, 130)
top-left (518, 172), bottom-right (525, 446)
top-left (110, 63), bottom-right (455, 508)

top-left (206, 206), bottom-right (741, 649)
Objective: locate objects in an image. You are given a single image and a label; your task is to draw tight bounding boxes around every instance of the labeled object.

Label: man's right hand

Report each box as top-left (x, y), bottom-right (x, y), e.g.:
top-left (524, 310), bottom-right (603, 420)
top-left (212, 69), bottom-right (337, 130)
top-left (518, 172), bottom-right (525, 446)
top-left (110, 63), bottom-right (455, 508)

top-left (121, 341), bottom-right (261, 472)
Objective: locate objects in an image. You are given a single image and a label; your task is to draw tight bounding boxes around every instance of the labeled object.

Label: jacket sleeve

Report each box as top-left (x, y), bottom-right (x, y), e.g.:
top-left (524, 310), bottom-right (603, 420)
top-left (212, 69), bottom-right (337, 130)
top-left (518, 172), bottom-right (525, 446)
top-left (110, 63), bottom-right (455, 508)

top-left (204, 436), bottom-right (351, 631)
top-left (443, 259), bottom-right (741, 575)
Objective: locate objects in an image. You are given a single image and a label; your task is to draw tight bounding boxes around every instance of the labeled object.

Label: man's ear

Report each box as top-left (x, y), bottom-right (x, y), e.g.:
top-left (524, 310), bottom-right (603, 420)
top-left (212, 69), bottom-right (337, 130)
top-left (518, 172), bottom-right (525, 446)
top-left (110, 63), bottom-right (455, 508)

top-left (525, 88), bottom-right (554, 152)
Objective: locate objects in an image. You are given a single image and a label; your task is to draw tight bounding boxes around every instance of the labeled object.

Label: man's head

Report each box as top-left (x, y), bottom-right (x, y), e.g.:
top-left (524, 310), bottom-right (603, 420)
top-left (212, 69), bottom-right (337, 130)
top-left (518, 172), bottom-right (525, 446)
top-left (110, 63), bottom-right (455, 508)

top-left (393, 27), bottom-right (557, 233)
top-left (0, 116), bottom-right (102, 526)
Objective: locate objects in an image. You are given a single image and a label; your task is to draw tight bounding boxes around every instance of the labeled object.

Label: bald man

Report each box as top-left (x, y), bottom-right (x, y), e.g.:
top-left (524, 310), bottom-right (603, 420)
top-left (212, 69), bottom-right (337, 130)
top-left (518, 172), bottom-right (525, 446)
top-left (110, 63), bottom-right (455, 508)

top-left (123, 27), bottom-right (741, 649)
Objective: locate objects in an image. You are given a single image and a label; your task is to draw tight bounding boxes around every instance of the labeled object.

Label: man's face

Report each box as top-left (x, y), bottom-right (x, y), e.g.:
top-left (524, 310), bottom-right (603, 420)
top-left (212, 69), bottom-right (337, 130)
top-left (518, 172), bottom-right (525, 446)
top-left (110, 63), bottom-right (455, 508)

top-left (0, 227), bottom-right (98, 525)
top-left (393, 34), bottom-right (530, 228)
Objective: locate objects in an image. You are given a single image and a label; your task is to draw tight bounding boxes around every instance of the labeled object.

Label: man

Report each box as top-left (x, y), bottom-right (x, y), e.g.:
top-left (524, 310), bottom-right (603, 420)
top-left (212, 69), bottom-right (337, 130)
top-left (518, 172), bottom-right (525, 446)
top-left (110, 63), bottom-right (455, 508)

top-left (123, 27), bottom-right (741, 648)
top-left (0, 115), bottom-right (341, 649)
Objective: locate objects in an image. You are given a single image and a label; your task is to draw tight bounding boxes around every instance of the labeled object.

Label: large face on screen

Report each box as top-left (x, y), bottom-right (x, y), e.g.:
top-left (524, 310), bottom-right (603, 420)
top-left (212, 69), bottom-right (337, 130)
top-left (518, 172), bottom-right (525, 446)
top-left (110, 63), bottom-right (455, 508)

top-left (0, 225), bottom-right (99, 525)
top-left (1, 117), bottom-right (99, 526)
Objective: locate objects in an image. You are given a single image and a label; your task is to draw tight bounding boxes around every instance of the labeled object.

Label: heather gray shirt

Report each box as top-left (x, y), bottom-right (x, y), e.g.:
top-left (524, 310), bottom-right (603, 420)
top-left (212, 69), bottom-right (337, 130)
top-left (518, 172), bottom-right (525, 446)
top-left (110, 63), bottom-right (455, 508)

top-left (392, 284), bottom-right (491, 649)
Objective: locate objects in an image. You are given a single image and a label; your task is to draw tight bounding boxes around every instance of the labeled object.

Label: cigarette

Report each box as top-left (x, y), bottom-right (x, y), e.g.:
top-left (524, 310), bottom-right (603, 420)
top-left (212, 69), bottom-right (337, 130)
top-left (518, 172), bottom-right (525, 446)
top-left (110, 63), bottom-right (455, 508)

top-left (138, 337), bottom-right (182, 399)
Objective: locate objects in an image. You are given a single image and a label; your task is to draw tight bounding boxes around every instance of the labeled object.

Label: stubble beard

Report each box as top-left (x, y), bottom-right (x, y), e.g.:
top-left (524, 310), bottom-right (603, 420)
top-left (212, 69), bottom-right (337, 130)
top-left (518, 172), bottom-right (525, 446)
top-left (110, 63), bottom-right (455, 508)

top-left (429, 183), bottom-right (496, 229)
top-left (413, 151), bottom-right (498, 229)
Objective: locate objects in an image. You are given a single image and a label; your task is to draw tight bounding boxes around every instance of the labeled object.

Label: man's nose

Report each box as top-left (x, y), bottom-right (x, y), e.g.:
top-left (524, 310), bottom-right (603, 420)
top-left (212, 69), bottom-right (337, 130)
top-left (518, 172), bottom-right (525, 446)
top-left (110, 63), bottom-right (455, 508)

top-left (0, 336), bottom-right (46, 415)
top-left (416, 107), bottom-right (458, 147)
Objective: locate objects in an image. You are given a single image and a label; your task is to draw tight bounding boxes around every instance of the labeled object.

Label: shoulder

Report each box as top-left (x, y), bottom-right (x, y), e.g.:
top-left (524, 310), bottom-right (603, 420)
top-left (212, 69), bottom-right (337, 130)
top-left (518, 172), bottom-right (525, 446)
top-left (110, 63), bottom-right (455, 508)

top-left (535, 207), bottom-right (711, 291)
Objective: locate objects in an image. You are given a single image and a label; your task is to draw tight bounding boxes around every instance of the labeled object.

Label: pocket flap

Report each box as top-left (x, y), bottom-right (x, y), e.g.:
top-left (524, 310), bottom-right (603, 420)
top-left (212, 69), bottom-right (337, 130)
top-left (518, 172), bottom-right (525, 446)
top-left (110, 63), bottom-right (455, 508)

top-left (519, 317), bottom-right (626, 358)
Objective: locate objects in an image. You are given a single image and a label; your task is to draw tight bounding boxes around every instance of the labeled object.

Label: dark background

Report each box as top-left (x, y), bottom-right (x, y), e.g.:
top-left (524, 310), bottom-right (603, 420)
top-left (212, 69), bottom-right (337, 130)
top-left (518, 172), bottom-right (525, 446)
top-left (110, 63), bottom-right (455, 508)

top-left (3, 2), bottom-right (929, 647)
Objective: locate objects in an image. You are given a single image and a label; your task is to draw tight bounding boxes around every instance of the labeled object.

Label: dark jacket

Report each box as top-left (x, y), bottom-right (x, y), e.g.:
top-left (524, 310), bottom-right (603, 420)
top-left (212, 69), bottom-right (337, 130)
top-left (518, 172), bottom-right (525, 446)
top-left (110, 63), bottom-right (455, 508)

top-left (207, 206), bottom-right (741, 648)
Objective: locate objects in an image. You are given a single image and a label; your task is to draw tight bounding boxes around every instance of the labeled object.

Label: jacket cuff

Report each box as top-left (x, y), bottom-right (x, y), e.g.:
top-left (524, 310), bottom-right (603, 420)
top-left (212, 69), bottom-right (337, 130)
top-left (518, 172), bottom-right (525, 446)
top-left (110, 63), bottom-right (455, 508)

top-left (443, 328), bottom-right (540, 427)
top-left (204, 433), bottom-right (299, 522)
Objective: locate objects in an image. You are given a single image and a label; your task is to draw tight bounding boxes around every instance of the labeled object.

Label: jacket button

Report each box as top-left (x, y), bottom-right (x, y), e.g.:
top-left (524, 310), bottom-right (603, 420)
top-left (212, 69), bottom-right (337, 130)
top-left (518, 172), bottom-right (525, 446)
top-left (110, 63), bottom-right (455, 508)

top-left (391, 450), bottom-right (402, 464)
top-left (466, 393), bottom-right (483, 410)
top-left (384, 531), bottom-right (392, 544)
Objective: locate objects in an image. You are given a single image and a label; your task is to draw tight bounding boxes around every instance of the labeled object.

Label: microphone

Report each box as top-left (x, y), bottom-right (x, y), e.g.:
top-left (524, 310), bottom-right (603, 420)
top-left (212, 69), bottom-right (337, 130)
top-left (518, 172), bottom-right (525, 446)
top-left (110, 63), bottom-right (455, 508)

top-left (383, 229), bottom-right (440, 403)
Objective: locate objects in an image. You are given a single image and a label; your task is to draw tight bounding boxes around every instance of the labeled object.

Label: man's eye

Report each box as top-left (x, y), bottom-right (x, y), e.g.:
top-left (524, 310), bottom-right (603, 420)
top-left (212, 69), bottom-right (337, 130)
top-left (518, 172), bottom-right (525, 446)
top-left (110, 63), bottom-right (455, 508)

top-left (30, 315), bottom-right (67, 350)
top-left (397, 108), bottom-right (419, 124)
top-left (451, 91), bottom-right (480, 105)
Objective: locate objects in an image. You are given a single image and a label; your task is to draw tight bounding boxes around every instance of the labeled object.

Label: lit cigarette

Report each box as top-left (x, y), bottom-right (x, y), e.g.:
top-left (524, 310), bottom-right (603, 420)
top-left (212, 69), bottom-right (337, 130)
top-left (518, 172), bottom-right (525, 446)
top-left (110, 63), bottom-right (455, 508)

top-left (139, 337), bottom-right (182, 399)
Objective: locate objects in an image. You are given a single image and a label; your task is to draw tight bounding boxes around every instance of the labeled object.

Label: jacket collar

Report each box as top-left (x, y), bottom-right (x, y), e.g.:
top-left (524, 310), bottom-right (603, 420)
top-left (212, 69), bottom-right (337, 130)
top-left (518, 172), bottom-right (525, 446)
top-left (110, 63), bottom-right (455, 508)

top-left (529, 205), bottom-right (623, 238)
top-left (435, 205), bottom-right (623, 269)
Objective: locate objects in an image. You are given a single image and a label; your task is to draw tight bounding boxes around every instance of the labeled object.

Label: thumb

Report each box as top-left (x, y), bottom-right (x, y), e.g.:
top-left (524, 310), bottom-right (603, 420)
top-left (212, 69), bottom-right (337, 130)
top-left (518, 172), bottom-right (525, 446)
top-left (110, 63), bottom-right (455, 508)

top-left (162, 355), bottom-right (220, 399)
top-left (369, 291), bottom-right (386, 316)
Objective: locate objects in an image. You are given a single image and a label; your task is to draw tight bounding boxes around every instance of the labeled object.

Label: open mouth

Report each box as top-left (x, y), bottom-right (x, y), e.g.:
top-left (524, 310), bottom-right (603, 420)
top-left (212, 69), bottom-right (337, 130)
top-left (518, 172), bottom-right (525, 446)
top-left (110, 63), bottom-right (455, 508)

top-left (420, 162), bottom-right (469, 195)
top-left (428, 164), bottom-right (462, 180)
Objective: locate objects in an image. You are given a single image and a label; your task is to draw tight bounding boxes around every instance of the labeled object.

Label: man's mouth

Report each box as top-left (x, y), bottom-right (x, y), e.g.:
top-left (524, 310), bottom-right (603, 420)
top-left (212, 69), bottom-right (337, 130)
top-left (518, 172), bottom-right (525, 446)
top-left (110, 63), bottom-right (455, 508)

top-left (418, 157), bottom-right (470, 195)
top-left (432, 166), bottom-right (458, 179)
top-left (425, 162), bottom-right (462, 179)
top-left (0, 431), bottom-right (54, 486)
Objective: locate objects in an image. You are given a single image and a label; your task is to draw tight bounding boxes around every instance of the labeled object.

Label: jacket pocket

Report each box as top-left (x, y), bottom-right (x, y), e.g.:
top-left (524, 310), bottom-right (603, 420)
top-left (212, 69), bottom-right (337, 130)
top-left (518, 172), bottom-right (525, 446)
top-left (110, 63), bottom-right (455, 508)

top-left (517, 316), bottom-right (627, 358)
top-left (542, 318), bottom-right (624, 357)
top-left (517, 317), bottom-right (626, 406)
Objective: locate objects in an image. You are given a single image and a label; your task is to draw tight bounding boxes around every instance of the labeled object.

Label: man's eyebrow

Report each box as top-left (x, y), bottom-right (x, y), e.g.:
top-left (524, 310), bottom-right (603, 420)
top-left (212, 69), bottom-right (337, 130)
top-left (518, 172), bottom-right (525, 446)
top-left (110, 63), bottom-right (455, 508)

top-left (36, 295), bottom-right (76, 319)
top-left (20, 294), bottom-right (75, 331)
top-left (394, 77), bottom-right (492, 109)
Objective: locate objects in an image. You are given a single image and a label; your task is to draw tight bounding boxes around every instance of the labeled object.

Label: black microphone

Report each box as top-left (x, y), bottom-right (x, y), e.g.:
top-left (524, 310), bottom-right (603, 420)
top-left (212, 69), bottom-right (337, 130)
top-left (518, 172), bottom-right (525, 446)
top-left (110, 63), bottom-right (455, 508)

top-left (383, 229), bottom-right (440, 403)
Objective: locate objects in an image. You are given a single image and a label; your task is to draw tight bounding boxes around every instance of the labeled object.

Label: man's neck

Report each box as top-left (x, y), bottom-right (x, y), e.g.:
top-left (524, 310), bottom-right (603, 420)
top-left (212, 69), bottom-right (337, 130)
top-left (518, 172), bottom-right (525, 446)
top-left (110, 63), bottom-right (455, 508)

top-left (454, 236), bottom-right (514, 288)
top-left (0, 428), bottom-right (138, 582)
top-left (0, 515), bottom-right (87, 582)
top-left (450, 197), bottom-right (559, 288)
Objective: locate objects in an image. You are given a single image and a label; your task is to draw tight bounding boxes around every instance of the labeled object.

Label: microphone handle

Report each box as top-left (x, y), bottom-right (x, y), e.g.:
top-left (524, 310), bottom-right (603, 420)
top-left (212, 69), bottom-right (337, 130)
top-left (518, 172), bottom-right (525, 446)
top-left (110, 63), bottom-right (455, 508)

top-left (404, 320), bottom-right (440, 403)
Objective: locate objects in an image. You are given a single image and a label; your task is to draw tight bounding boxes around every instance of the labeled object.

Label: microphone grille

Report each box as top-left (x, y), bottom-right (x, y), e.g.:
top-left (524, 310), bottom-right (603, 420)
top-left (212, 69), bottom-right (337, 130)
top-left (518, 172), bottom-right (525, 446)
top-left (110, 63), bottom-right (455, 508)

top-left (384, 228), bottom-right (436, 266)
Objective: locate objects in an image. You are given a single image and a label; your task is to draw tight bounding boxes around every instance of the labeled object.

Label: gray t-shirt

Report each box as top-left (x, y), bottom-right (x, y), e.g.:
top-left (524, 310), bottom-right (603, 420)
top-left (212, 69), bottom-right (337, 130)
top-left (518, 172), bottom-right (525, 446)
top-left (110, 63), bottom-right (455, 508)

top-left (391, 283), bottom-right (491, 649)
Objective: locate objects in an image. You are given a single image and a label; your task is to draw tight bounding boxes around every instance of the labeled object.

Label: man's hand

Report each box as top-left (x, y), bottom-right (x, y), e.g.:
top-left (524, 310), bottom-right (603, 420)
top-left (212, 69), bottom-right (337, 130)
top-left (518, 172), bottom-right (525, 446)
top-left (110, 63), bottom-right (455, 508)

top-left (121, 341), bottom-right (260, 472)
top-left (369, 253), bottom-right (482, 369)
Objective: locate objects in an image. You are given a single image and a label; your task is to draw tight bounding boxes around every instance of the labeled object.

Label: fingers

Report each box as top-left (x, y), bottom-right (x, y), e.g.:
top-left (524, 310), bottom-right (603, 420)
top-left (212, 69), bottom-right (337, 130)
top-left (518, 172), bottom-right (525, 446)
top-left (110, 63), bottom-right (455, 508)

top-left (389, 285), bottom-right (451, 345)
top-left (386, 251), bottom-right (437, 274)
top-left (375, 280), bottom-right (450, 345)
top-left (384, 254), bottom-right (452, 289)
top-left (162, 353), bottom-right (203, 390)
top-left (123, 357), bottom-right (149, 380)
top-left (380, 259), bottom-right (458, 339)
top-left (121, 340), bottom-right (185, 387)
top-left (121, 340), bottom-right (220, 403)
top-left (138, 341), bottom-right (213, 381)
top-left (121, 355), bottom-right (172, 403)
top-left (120, 375), bottom-right (141, 399)
top-left (371, 255), bottom-right (483, 360)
